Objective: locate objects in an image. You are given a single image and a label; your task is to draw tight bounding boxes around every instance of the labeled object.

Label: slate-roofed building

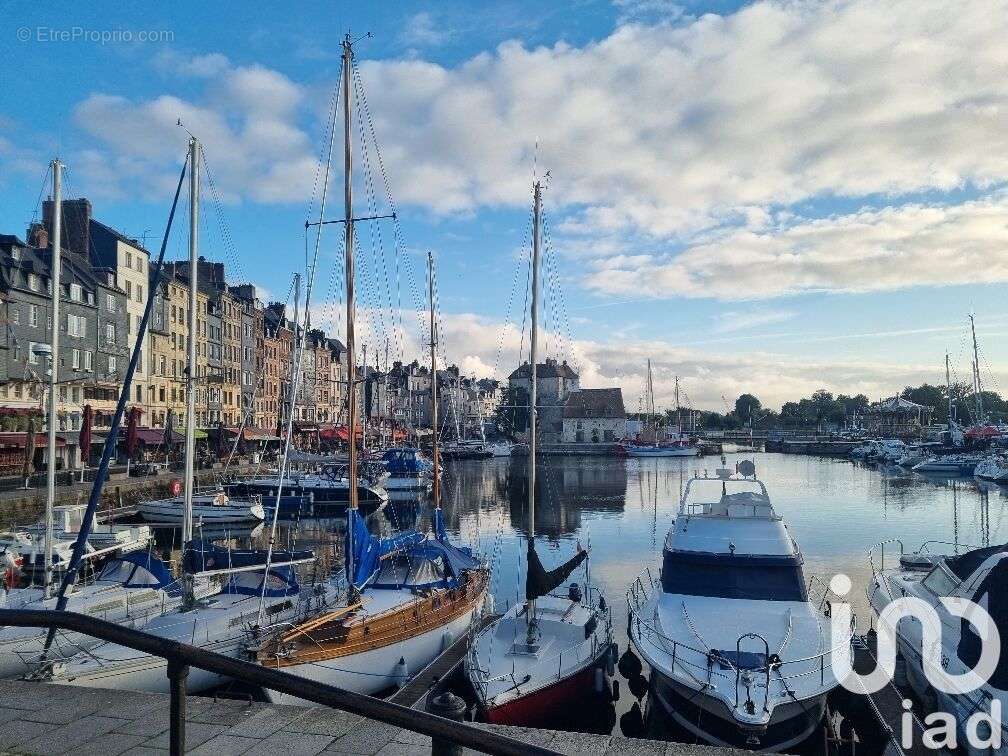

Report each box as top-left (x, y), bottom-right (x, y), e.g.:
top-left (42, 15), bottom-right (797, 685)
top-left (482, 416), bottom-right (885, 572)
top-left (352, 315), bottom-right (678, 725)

top-left (508, 358), bottom-right (580, 444)
top-left (562, 387), bottom-right (627, 444)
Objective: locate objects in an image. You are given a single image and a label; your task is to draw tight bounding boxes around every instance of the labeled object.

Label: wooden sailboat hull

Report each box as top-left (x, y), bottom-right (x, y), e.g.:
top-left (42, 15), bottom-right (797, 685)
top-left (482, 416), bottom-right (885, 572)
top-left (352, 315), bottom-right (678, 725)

top-left (258, 571), bottom-right (489, 702)
top-left (263, 601), bottom-right (482, 701)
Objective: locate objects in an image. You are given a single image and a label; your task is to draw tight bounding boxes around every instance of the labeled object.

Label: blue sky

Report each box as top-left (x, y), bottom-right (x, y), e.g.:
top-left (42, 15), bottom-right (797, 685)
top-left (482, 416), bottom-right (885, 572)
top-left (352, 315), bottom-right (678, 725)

top-left (2, 0), bottom-right (1007, 409)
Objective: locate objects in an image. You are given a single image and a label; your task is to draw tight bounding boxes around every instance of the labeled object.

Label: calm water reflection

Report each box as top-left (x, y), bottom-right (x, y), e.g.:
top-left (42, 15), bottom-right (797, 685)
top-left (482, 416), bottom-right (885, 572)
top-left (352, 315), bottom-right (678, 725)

top-left (434, 452), bottom-right (1007, 629)
top-left (167, 452), bottom-right (1006, 739)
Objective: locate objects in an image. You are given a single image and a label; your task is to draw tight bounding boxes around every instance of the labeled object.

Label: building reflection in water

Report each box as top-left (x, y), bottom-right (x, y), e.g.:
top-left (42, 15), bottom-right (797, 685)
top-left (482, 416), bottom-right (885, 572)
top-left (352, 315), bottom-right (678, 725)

top-left (502, 456), bottom-right (628, 538)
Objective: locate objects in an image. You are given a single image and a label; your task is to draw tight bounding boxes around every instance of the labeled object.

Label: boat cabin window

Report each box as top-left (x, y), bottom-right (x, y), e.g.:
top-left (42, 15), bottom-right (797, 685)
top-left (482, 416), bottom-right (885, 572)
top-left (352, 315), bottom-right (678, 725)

top-left (661, 551), bottom-right (807, 602)
top-left (921, 564), bottom-right (960, 597)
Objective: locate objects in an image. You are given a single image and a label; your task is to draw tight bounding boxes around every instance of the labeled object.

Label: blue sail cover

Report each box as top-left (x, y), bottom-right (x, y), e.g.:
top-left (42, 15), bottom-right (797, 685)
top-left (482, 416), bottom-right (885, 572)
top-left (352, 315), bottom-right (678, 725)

top-left (381, 448), bottom-right (432, 476)
top-left (183, 541), bottom-right (314, 574)
top-left (346, 507), bottom-right (425, 588)
top-left (223, 565), bottom-right (301, 597)
top-left (97, 552), bottom-right (182, 596)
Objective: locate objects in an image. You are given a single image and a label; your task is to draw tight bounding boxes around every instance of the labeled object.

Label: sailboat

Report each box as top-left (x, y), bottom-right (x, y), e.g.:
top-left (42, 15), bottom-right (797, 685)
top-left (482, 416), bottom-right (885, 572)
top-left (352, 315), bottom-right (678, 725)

top-left (249, 38), bottom-right (488, 702)
top-left (623, 365), bottom-right (697, 457)
top-left (47, 137), bottom-right (335, 694)
top-left (465, 179), bottom-right (613, 726)
top-left (0, 159), bottom-right (191, 679)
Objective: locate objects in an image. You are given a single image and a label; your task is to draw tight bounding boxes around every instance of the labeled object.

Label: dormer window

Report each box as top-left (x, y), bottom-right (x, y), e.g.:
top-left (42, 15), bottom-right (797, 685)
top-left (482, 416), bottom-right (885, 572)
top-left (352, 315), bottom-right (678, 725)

top-left (28, 273), bottom-right (39, 291)
top-left (10, 248), bottom-right (20, 261)
top-left (70, 283), bottom-right (82, 302)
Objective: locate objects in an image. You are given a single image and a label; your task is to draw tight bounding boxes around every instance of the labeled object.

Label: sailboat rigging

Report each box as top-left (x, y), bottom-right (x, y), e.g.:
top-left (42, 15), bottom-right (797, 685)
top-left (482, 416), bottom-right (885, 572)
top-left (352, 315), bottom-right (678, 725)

top-left (249, 33), bottom-right (488, 702)
top-left (465, 178), bottom-right (613, 726)
top-left (41, 138), bottom-right (331, 694)
top-left (623, 363), bottom-right (698, 457)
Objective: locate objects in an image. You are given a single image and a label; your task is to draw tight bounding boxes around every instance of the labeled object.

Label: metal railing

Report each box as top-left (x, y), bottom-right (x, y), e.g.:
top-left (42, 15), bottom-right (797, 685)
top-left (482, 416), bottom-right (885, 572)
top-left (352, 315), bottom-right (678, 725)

top-left (0, 608), bottom-right (557, 756)
top-left (466, 586), bottom-right (612, 705)
top-left (626, 568), bottom-right (853, 694)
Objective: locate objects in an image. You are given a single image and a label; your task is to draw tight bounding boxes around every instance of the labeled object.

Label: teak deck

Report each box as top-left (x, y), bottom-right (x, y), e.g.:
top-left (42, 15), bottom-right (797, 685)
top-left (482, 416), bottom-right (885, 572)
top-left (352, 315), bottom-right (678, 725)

top-left (257, 569), bottom-right (490, 666)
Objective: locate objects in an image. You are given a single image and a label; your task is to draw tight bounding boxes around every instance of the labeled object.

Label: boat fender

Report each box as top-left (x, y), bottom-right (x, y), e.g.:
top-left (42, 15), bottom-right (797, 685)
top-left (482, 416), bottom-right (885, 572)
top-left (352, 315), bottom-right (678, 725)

top-left (606, 643), bottom-right (616, 677)
top-left (619, 702), bottom-right (646, 738)
top-left (568, 583), bottom-right (583, 603)
top-left (595, 667), bottom-right (605, 693)
top-left (170, 478), bottom-right (182, 496)
top-left (441, 630), bottom-right (454, 652)
top-left (395, 656), bottom-right (409, 688)
top-left (824, 600), bottom-right (831, 618)
top-left (611, 679), bottom-right (620, 702)
top-left (598, 594), bottom-right (607, 612)
top-left (618, 647), bottom-right (642, 680)
top-left (628, 673), bottom-right (649, 700)
top-left (483, 592), bottom-right (494, 615)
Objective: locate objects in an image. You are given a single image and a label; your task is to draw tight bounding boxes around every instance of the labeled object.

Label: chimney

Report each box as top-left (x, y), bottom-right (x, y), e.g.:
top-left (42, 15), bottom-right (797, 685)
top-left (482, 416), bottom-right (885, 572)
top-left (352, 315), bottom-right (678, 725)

top-left (43, 198), bottom-right (91, 257)
top-left (29, 224), bottom-right (48, 249)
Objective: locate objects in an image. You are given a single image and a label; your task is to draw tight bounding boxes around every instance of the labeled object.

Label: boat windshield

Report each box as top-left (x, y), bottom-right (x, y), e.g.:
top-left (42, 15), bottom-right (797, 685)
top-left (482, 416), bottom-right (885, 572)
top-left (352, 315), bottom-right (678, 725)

top-left (922, 564), bottom-right (960, 597)
top-left (661, 551), bottom-right (808, 602)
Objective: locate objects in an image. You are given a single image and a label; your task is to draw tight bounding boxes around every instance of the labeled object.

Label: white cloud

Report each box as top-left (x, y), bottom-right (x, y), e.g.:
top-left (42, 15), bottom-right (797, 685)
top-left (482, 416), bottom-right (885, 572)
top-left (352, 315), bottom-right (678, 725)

top-left (712, 309), bottom-right (796, 333)
top-left (154, 50), bottom-right (231, 78)
top-left (400, 12), bottom-right (450, 48)
top-left (354, 0), bottom-right (1008, 236)
top-left (613, 0), bottom-right (685, 25)
top-left (581, 195), bottom-right (1008, 299)
top-left (297, 295), bottom-right (1003, 410)
top-left (53, 1), bottom-right (1008, 303)
top-left (71, 57), bottom-right (313, 202)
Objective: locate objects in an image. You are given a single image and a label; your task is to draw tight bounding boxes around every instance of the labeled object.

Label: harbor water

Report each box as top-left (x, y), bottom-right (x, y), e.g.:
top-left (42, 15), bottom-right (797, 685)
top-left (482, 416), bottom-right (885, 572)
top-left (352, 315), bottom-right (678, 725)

top-left (164, 451), bottom-right (1005, 743)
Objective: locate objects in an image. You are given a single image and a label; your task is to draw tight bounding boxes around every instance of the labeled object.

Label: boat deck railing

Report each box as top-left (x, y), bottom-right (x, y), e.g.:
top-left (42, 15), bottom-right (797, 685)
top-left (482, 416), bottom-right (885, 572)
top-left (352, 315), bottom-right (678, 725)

top-left (466, 586), bottom-right (611, 704)
top-left (626, 568), bottom-right (853, 694)
top-left (0, 608), bottom-right (556, 756)
top-left (867, 539), bottom-right (980, 579)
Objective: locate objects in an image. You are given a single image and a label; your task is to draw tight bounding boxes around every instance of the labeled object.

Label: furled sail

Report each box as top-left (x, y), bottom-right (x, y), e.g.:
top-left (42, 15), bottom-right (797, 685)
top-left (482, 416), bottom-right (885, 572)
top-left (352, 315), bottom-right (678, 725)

top-left (525, 541), bottom-right (587, 601)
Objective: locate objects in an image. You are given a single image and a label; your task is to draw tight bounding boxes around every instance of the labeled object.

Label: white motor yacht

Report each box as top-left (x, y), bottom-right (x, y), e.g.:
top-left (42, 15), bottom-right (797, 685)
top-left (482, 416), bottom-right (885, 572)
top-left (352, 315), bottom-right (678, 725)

top-left (912, 453), bottom-right (984, 476)
top-left (138, 490), bottom-right (265, 525)
top-left (975, 454), bottom-right (1008, 483)
top-left (868, 541), bottom-right (1008, 755)
top-left (627, 461), bottom-right (848, 751)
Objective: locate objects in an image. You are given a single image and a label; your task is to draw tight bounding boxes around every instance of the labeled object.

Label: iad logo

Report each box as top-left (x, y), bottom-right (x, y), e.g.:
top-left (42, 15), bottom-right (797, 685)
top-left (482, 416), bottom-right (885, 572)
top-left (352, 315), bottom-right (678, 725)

top-left (826, 573), bottom-right (1002, 750)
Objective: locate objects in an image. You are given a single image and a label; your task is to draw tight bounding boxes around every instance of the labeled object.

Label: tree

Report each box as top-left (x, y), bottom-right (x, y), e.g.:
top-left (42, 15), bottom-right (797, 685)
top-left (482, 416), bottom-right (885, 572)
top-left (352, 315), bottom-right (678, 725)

top-left (734, 394), bottom-right (761, 421)
top-left (493, 386), bottom-right (529, 439)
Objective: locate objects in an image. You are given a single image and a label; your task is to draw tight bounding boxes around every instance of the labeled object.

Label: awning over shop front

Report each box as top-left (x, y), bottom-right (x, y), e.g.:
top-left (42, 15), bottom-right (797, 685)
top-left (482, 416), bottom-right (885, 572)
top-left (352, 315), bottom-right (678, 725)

top-left (0, 432), bottom-right (66, 449)
top-left (241, 427), bottom-right (282, 442)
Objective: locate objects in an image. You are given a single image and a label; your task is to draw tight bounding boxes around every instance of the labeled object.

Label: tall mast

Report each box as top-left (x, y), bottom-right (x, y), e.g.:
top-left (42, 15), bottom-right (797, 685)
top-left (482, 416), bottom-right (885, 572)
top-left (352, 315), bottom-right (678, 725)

top-left (647, 359), bottom-right (655, 447)
top-left (43, 158), bottom-right (63, 598)
top-left (970, 315), bottom-right (983, 423)
top-left (342, 34), bottom-right (360, 591)
top-left (428, 251), bottom-right (440, 510)
top-left (182, 137), bottom-right (200, 546)
top-left (675, 375), bottom-right (681, 436)
top-left (526, 180), bottom-right (542, 634)
top-left (946, 352), bottom-right (953, 431)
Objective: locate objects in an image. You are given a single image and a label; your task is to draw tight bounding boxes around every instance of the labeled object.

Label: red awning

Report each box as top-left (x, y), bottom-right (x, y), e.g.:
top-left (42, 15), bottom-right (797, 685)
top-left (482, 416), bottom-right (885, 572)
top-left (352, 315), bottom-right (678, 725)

top-left (0, 432), bottom-right (66, 449)
top-left (965, 425), bottom-right (1004, 440)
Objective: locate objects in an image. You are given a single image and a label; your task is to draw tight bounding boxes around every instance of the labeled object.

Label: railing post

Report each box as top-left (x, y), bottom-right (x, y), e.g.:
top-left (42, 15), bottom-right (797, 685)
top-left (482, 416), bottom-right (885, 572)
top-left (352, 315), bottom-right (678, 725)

top-left (426, 692), bottom-right (467, 756)
top-left (167, 658), bottom-right (189, 756)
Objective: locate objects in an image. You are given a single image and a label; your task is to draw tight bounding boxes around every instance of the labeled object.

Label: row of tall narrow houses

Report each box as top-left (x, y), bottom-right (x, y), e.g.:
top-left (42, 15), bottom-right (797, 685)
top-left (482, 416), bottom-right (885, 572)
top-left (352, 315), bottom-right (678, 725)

top-left (0, 196), bottom-right (368, 467)
top-left (0, 194), bottom-right (530, 471)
